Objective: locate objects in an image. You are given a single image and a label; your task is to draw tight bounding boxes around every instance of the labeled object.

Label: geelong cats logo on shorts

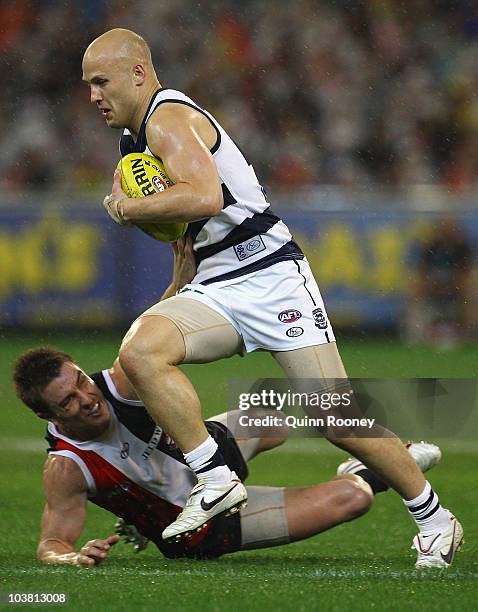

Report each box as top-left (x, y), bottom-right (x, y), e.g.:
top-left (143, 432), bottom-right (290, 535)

top-left (312, 308), bottom-right (328, 329)
top-left (278, 309), bottom-right (302, 323)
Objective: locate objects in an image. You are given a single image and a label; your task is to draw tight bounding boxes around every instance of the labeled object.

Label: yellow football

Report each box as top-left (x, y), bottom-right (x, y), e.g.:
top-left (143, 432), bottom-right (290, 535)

top-left (117, 153), bottom-right (188, 242)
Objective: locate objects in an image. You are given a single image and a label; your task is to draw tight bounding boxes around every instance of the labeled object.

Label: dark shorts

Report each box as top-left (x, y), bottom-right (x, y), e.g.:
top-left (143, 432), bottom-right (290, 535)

top-left (206, 419), bottom-right (248, 482)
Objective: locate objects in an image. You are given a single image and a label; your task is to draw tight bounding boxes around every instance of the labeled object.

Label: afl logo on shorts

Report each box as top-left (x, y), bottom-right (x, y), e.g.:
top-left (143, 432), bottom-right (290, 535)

top-left (286, 327), bottom-right (304, 337)
top-left (312, 308), bottom-right (328, 329)
top-left (278, 309), bottom-right (302, 323)
top-left (152, 175), bottom-right (167, 192)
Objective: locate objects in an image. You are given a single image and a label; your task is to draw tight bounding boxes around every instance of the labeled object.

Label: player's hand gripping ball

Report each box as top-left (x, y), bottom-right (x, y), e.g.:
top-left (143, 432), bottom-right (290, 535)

top-left (117, 153), bottom-right (188, 242)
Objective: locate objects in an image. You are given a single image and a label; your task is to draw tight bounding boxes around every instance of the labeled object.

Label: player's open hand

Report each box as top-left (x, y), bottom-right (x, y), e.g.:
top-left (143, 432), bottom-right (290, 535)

top-left (172, 235), bottom-right (196, 288)
top-left (103, 170), bottom-right (132, 226)
top-left (77, 534), bottom-right (120, 567)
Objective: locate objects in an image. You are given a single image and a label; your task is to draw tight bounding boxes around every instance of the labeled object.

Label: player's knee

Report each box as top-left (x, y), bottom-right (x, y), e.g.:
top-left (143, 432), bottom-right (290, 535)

top-left (118, 337), bottom-right (151, 381)
top-left (336, 476), bottom-right (373, 521)
top-left (119, 316), bottom-right (185, 378)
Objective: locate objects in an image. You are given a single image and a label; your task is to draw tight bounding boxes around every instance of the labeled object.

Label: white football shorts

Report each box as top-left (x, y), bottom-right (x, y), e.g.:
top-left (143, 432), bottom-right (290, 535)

top-left (174, 258), bottom-right (335, 353)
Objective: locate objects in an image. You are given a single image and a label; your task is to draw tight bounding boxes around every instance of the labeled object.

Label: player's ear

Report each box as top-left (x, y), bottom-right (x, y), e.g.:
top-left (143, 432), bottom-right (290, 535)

top-left (133, 64), bottom-right (146, 85)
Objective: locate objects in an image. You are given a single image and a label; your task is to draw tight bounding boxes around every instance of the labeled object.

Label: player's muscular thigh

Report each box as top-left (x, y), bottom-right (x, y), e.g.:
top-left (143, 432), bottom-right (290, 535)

top-left (272, 343), bottom-right (348, 379)
top-left (120, 315), bottom-right (186, 374)
top-left (137, 297), bottom-right (244, 363)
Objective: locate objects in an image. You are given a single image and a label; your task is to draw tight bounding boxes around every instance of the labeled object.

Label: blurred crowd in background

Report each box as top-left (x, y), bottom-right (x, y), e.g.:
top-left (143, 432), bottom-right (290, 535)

top-left (1, 0), bottom-right (478, 194)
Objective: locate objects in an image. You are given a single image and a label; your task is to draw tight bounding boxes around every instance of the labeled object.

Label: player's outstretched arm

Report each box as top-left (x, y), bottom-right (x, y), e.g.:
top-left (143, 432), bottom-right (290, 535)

top-left (105, 104), bottom-right (223, 226)
top-left (37, 455), bottom-right (120, 567)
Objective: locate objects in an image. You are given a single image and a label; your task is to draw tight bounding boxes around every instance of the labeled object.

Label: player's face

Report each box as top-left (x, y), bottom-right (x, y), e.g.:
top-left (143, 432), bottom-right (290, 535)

top-left (42, 362), bottom-right (111, 440)
top-left (82, 57), bottom-right (136, 129)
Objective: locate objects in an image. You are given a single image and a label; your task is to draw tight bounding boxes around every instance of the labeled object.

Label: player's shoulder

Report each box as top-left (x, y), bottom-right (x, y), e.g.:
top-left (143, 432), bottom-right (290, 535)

top-left (146, 100), bottom-right (214, 157)
top-left (43, 454), bottom-right (88, 496)
top-left (147, 100), bottom-right (198, 133)
top-left (148, 89), bottom-right (206, 128)
top-left (153, 88), bottom-right (197, 107)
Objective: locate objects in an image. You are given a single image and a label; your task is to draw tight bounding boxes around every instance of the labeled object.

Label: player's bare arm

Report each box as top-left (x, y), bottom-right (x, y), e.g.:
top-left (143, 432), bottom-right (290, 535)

top-left (106, 104), bottom-right (223, 225)
top-left (161, 235), bottom-right (196, 300)
top-left (37, 455), bottom-right (119, 567)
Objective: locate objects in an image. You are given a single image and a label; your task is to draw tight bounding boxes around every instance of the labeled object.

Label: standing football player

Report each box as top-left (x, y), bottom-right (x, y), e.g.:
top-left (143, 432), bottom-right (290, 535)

top-left (82, 28), bottom-right (462, 567)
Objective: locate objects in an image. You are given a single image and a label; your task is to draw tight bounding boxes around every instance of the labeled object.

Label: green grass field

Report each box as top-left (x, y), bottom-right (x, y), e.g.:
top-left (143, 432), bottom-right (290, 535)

top-left (1, 333), bottom-right (477, 611)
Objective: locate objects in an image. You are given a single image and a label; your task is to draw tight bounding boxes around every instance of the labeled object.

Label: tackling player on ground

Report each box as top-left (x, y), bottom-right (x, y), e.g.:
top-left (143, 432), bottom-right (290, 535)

top-left (13, 347), bottom-right (441, 566)
top-left (81, 28), bottom-right (463, 567)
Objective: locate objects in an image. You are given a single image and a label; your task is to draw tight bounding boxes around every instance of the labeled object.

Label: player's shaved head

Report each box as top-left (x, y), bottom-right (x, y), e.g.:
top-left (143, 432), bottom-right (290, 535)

top-left (83, 28), bottom-right (153, 69)
top-left (83, 29), bottom-right (160, 131)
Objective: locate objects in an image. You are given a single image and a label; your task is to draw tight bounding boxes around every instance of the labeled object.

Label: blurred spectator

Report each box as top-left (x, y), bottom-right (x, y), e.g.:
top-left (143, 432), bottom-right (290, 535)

top-left (405, 219), bottom-right (476, 348)
top-left (0, 0), bottom-right (477, 193)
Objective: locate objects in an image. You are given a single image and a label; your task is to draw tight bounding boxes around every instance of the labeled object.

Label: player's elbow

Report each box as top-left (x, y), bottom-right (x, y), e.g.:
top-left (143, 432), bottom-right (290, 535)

top-left (198, 189), bottom-right (223, 217)
top-left (192, 177), bottom-right (223, 217)
top-left (37, 552), bottom-right (51, 565)
top-left (36, 542), bottom-right (50, 564)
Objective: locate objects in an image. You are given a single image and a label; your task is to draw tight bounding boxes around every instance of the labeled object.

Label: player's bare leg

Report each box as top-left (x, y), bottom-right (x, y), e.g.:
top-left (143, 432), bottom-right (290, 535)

top-left (272, 343), bottom-right (463, 567)
top-left (119, 307), bottom-right (248, 541)
top-left (240, 440), bottom-right (443, 552)
top-left (240, 475), bottom-right (373, 550)
top-left (273, 343), bottom-right (426, 499)
top-left (120, 315), bottom-right (206, 452)
top-left (286, 476), bottom-right (373, 540)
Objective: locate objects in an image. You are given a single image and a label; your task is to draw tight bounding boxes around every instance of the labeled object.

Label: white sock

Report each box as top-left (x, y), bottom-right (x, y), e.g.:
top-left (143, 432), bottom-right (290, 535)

top-left (403, 481), bottom-right (451, 534)
top-left (184, 435), bottom-right (233, 485)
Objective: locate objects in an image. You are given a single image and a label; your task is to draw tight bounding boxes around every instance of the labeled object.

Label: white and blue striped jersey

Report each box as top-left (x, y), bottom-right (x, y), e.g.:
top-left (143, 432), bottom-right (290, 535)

top-left (120, 89), bottom-right (304, 285)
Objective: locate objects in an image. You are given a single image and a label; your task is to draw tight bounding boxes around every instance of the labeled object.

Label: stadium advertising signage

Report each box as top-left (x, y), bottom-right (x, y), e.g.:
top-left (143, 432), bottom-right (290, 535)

top-left (0, 205), bottom-right (476, 329)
